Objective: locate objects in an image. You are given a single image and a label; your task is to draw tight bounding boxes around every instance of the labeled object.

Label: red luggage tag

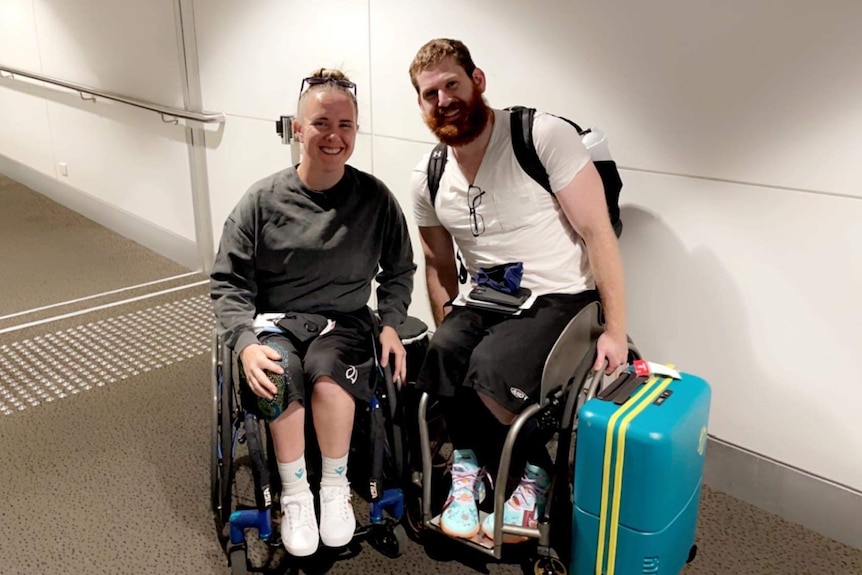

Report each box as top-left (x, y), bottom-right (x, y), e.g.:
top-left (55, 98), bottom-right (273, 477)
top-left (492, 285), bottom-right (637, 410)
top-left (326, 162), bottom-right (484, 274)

top-left (632, 359), bottom-right (681, 380)
top-left (633, 359), bottom-right (651, 377)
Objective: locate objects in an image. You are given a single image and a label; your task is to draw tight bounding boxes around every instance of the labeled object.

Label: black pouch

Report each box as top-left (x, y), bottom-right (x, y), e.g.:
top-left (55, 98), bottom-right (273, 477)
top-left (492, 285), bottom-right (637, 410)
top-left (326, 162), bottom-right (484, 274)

top-left (275, 312), bottom-right (330, 344)
top-left (468, 285), bottom-right (531, 308)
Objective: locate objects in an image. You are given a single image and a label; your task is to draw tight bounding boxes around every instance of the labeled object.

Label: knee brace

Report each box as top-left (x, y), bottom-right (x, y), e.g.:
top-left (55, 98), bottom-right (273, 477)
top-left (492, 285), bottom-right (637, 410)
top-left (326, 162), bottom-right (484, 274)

top-left (253, 339), bottom-right (304, 421)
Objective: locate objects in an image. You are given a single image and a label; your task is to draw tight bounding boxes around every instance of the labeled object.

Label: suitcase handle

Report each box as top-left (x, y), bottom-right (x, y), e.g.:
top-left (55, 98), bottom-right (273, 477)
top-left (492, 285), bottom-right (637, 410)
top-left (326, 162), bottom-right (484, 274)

top-left (597, 371), bottom-right (649, 404)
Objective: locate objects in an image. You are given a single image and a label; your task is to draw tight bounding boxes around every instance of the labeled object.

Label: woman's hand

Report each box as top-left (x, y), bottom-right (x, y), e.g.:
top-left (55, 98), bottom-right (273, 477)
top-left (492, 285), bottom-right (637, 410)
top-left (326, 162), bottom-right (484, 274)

top-left (239, 343), bottom-right (283, 399)
top-left (378, 325), bottom-right (407, 385)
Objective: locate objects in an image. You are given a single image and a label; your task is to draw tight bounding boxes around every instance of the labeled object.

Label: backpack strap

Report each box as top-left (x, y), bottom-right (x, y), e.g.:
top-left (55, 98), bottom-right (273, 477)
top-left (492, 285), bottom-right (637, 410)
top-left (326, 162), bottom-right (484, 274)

top-left (508, 106), bottom-right (551, 194)
top-left (508, 106), bottom-right (590, 196)
top-left (425, 142), bottom-right (468, 283)
top-left (426, 143), bottom-right (448, 206)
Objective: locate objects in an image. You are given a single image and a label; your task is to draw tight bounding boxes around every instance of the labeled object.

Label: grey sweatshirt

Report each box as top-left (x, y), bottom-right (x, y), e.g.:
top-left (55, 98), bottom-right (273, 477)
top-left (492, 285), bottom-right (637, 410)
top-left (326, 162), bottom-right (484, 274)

top-left (210, 165), bottom-right (416, 353)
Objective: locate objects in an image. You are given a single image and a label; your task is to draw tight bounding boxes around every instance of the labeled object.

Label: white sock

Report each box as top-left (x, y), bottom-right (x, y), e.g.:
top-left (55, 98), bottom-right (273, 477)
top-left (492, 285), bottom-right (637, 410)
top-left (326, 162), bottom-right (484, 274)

top-left (320, 453), bottom-right (349, 488)
top-left (278, 455), bottom-right (310, 496)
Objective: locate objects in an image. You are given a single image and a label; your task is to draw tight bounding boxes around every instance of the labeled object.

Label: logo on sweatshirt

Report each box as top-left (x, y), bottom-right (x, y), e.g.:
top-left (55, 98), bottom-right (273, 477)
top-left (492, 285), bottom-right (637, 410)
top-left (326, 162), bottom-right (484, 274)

top-left (345, 365), bottom-right (357, 384)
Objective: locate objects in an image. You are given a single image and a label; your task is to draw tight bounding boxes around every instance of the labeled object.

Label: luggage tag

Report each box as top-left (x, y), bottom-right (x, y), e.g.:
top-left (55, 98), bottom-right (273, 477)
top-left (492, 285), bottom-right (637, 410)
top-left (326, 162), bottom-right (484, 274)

top-left (631, 359), bottom-right (681, 380)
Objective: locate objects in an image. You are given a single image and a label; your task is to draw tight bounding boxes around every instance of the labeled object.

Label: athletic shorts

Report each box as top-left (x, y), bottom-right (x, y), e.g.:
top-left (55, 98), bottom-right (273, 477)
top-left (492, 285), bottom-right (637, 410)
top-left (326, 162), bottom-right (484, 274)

top-left (416, 290), bottom-right (599, 415)
top-left (238, 307), bottom-right (377, 421)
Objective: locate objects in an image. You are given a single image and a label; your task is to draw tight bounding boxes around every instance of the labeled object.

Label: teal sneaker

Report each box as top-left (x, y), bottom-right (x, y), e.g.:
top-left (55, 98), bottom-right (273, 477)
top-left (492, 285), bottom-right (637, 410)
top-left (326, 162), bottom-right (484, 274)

top-left (440, 449), bottom-right (486, 539)
top-left (481, 463), bottom-right (550, 543)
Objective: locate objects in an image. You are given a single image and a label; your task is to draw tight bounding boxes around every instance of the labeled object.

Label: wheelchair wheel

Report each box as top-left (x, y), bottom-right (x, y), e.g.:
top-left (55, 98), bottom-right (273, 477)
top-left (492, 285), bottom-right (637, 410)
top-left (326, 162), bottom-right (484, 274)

top-left (211, 338), bottom-right (237, 526)
top-left (210, 333), bottom-right (221, 517)
top-left (531, 556), bottom-right (567, 575)
top-left (370, 523), bottom-right (407, 558)
top-left (229, 546), bottom-right (250, 575)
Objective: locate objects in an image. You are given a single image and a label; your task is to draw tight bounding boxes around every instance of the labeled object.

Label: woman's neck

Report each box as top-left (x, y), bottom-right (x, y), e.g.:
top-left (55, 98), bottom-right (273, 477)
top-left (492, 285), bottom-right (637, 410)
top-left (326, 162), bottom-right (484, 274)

top-left (296, 164), bottom-right (345, 192)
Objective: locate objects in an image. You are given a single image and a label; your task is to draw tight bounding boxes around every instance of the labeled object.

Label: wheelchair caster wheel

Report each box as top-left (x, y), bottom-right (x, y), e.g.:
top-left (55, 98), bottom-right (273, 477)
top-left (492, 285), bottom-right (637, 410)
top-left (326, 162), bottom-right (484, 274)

top-left (533, 556), bottom-right (567, 575)
top-left (371, 523), bottom-right (407, 558)
top-left (687, 543), bottom-right (698, 563)
top-left (228, 546), bottom-right (250, 575)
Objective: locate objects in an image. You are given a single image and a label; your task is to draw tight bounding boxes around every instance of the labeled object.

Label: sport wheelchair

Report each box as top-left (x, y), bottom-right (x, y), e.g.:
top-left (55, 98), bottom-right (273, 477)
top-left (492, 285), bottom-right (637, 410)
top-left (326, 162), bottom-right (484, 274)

top-left (411, 300), bottom-right (641, 575)
top-left (210, 315), bottom-right (430, 574)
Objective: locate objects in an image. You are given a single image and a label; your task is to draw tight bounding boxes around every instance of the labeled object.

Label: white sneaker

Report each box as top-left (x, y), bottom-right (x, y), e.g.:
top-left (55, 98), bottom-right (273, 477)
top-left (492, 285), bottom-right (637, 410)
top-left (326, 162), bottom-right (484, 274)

top-left (280, 490), bottom-right (319, 557)
top-left (319, 484), bottom-right (356, 547)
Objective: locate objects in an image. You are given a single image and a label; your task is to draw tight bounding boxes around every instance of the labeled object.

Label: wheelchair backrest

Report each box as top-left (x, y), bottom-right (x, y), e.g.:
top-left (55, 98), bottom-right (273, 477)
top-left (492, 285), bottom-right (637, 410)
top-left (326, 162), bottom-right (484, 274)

top-left (539, 300), bottom-right (604, 402)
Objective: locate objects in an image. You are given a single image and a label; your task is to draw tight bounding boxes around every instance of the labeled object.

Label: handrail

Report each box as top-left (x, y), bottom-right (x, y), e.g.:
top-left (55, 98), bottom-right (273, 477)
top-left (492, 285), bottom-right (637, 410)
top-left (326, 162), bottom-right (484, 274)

top-left (0, 64), bottom-right (225, 124)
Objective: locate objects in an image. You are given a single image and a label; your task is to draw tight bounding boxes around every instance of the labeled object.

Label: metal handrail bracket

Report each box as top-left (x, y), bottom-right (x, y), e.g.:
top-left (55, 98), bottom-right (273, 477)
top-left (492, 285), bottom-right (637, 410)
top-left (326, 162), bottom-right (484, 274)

top-left (0, 63), bottom-right (225, 125)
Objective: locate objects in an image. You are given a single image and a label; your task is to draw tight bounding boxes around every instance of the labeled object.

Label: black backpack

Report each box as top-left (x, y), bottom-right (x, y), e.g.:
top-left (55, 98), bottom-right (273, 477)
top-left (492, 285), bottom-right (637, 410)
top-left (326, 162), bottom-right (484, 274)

top-left (426, 106), bottom-right (623, 237)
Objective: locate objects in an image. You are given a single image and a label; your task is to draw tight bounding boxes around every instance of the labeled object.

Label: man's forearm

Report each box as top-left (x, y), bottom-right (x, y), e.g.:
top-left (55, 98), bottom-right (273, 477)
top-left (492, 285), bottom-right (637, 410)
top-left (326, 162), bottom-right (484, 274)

top-left (425, 261), bottom-right (458, 326)
top-left (585, 232), bottom-right (627, 339)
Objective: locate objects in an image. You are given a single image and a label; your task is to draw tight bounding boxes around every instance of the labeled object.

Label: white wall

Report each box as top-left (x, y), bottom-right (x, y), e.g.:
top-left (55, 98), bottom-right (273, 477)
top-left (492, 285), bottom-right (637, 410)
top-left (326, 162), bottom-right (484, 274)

top-left (1, 0), bottom-right (860, 495)
top-left (365, 0), bottom-right (862, 492)
top-left (0, 0), bottom-right (197, 242)
top-left (193, 0), bottom-right (374, 245)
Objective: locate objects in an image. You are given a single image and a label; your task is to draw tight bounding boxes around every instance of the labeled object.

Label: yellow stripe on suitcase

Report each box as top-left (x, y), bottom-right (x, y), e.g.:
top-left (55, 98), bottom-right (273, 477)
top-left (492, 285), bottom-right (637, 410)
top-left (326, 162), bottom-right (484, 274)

top-left (595, 375), bottom-right (675, 575)
top-left (594, 375), bottom-right (660, 574)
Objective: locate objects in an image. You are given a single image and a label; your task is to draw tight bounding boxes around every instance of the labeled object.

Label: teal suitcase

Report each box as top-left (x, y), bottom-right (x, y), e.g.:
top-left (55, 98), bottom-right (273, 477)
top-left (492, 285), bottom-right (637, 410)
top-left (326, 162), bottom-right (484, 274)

top-left (571, 368), bottom-right (711, 575)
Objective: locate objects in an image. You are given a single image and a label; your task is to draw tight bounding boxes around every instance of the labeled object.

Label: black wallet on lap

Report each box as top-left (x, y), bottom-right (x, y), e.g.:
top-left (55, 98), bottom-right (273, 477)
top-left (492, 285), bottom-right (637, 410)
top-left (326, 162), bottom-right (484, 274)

top-left (468, 286), bottom-right (531, 309)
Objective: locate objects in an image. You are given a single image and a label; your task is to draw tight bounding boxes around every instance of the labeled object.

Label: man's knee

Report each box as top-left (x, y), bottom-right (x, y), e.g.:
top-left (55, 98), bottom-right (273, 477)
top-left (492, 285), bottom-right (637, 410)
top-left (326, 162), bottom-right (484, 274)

top-left (478, 391), bottom-right (517, 425)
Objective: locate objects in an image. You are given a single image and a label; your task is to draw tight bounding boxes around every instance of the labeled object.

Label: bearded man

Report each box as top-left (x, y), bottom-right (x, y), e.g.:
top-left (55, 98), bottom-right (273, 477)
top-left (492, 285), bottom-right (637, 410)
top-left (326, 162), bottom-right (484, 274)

top-left (406, 39), bottom-right (628, 543)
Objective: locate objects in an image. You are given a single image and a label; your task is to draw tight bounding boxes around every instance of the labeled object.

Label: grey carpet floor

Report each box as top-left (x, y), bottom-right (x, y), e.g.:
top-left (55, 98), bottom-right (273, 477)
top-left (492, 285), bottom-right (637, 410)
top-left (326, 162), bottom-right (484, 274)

top-left (1, 173), bottom-right (861, 575)
top-left (0, 174), bottom-right (192, 316)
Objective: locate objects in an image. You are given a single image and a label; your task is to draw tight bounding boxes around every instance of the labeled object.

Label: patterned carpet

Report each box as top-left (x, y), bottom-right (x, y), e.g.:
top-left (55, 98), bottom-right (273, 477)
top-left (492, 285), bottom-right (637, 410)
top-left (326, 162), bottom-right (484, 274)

top-left (1, 173), bottom-right (861, 574)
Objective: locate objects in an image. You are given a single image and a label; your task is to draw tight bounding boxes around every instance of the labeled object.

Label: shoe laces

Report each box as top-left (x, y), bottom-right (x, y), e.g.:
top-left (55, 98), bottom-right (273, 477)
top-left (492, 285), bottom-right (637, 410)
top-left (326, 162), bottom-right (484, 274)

top-left (283, 494), bottom-right (313, 528)
top-left (321, 485), bottom-right (353, 522)
top-left (512, 475), bottom-right (547, 509)
top-left (450, 464), bottom-right (491, 499)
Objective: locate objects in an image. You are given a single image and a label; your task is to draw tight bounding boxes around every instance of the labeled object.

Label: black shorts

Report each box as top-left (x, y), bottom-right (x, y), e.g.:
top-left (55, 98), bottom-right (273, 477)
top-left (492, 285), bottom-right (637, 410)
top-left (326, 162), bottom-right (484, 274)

top-left (416, 291), bottom-right (599, 415)
top-left (239, 308), bottom-right (377, 421)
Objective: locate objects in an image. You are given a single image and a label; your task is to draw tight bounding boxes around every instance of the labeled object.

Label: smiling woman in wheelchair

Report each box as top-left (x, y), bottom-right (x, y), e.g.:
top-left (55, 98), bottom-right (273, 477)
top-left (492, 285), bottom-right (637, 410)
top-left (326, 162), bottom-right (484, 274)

top-left (210, 68), bottom-right (416, 558)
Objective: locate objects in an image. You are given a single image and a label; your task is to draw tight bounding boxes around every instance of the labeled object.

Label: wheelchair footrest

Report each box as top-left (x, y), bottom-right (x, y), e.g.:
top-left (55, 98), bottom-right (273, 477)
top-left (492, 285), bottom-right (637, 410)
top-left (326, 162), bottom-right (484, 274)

top-left (370, 488), bottom-right (404, 524)
top-left (229, 508), bottom-right (273, 545)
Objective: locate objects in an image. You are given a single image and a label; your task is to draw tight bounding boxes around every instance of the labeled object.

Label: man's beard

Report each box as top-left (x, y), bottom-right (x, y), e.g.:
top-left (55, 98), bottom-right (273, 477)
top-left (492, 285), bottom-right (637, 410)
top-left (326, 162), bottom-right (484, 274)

top-left (424, 88), bottom-right (490, 147)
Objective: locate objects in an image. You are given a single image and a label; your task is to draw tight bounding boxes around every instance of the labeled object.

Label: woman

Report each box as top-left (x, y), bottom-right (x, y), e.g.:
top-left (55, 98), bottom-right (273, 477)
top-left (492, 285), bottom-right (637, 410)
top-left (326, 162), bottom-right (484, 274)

top-left (210, 68), bottom-right (416, 556)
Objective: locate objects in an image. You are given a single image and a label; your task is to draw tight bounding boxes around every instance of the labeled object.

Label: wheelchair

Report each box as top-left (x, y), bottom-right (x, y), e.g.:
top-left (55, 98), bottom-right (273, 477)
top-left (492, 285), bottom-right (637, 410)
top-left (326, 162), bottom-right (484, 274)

top-left (210, 315), bottom-right (430, 574)
top-left (412, 300), bottom-right (641, 575)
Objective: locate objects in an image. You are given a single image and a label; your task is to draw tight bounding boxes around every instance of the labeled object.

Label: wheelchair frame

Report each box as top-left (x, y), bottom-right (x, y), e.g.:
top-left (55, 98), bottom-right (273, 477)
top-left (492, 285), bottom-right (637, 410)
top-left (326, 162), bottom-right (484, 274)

top-left (210, 320), bottom-right (425, 574)
top-left (414, 301), bottom-right (641, 575)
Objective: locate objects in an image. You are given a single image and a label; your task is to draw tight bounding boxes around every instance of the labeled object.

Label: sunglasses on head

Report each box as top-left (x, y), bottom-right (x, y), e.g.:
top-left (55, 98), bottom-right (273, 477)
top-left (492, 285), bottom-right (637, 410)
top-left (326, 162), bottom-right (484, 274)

top-left (299, 76), bottom-right (358, 99)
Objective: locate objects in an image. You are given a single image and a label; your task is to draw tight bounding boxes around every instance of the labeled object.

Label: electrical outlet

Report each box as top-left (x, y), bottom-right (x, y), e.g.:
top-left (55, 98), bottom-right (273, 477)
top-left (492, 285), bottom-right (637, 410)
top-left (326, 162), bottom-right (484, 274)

top-left (58, 162), bottom-right (68, 177)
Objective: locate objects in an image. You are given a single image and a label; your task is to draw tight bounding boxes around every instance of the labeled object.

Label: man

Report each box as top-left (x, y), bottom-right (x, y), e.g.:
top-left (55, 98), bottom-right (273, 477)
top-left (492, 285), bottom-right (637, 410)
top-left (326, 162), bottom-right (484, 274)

top-left (408, 39), bottom-right (628, 542)
top-left (211, 69), bottom-right (415, 556)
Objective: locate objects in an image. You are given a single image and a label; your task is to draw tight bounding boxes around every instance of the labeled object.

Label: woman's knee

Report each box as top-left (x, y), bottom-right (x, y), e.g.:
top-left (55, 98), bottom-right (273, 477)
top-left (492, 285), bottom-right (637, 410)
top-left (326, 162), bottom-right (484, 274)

top-left (250, 345), bottom-right (304, 422)
top-left (311, 377), bottom-right (353, 405)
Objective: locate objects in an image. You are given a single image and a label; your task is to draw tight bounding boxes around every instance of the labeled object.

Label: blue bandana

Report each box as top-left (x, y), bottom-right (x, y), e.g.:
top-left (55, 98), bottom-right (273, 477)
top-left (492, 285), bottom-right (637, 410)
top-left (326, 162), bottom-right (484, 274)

top-left (474, 262), bottom-right (524, 295)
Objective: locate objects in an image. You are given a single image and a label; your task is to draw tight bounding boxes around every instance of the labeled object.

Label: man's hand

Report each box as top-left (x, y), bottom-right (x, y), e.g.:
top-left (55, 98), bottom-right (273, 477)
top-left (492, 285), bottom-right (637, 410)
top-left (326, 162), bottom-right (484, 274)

top-left (239, 343), bottom-right (283, 399)
top-left (593, 331), bottom-right (629, 375)
top-left (378, 325), bottom-right (407, 385)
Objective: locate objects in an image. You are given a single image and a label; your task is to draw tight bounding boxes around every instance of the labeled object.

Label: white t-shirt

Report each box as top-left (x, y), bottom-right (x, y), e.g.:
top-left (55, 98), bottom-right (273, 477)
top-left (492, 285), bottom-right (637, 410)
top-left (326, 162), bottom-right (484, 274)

top-left (410, 108), bottom-right (594, 296)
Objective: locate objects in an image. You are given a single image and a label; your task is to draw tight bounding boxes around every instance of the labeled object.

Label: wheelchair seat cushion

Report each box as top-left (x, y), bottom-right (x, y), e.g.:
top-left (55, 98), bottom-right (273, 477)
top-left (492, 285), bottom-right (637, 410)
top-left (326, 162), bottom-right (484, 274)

top-left (396, 315), bottom-right (429, 342)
